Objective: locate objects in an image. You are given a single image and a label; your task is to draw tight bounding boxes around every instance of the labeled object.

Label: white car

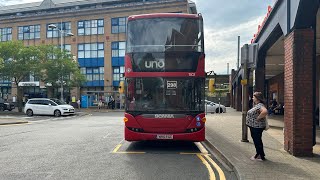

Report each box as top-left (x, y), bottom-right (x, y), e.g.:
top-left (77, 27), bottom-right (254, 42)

top-left (24, 98), bottom-right (75, 117)
top-left (205, 100), bottom-right (226, 113)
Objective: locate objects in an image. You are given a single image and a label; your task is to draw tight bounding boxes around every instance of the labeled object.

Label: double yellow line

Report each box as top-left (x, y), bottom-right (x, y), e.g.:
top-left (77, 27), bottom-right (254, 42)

top-left (195, 142), bottom-right (226, 180)
top-left (111, 141), bottom-right (226, 180)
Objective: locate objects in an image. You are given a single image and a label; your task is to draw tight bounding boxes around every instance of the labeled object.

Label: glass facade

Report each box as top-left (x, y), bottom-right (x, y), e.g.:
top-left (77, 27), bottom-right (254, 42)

top-left (112, 41), bottom-right (126, 86)
top-left (47, 22), bottom-right (71, 38)
top-left (80, 67), bottom-right (104, 81)
top-left (18, 25), bottom-right (40, 40)
top-left (78, 43), bottom-right (105, 87)
top-left (0, 27), bottom-right (12, 42)
top-left (111, 17), bottom-right (126, 33)
top-left (78, 19), bottom-right (104, 35)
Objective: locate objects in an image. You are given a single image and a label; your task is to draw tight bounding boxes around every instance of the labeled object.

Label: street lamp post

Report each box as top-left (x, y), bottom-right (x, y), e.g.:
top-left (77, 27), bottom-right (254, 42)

top-left (48, 22), bottom-right (74, 101)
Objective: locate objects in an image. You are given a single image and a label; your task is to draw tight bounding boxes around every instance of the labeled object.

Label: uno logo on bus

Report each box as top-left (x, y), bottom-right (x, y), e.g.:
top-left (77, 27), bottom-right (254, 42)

top-left (167, 81), bottom-right (177, 89)
top-left (145, 60), bottom-right (165, 69)
top-left (154, 114), bottom-right (174, 118)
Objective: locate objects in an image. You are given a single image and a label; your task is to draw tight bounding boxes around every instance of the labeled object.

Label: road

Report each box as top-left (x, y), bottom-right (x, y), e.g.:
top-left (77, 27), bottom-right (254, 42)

top-left (0, 112), bottom-right (237, 180)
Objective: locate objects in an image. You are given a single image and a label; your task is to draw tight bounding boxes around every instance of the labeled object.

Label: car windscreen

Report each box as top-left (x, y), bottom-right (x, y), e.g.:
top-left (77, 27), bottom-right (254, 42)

top-left (50, 99), bottom-right (67, 105)
top-left (125, 77), bottom-right (205, 113)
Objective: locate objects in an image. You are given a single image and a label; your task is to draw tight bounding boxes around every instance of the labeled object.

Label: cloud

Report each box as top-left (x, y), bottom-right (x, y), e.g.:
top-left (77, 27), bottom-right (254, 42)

top-left (193, 0), bottom-right (275, 74)
top-left (0, 0), bottom-right (41, 5)
top-left (205, 15), bottom-right (265, 74)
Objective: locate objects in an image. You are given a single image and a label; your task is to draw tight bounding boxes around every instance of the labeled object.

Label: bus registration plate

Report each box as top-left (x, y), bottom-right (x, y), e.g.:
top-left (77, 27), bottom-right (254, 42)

top-left (156, 134), bottom-right (173, 139)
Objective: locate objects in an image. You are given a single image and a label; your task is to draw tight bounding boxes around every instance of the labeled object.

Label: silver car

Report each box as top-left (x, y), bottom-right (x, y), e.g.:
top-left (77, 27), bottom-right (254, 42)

top-left (205, 100), bottom-right (226, 113)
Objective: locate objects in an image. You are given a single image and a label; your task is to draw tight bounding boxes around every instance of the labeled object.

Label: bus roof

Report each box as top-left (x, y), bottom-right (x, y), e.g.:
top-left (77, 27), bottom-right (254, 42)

top-left (128, 13), bottom-right (200, 21)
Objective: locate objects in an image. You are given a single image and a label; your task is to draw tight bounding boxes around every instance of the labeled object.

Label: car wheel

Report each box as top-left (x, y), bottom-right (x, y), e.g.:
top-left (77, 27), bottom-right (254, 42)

top-left (54, 110), bottom-right (61, 117)
top-left (0, 107), bottom-right (3, 111)
top-left (26, 109), bottom-right (33, 116)
top-left (216, 108), bottom-right (223, 113)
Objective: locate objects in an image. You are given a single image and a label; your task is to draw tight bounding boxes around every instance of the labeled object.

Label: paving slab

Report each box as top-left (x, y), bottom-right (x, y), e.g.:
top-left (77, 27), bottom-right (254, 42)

top-left (204, 107), bottom-right (320, 180)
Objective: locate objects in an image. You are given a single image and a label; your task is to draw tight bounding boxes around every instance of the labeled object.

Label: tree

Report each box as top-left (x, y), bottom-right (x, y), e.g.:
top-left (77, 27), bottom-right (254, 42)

top-left (0, 41), bottom-right (42, 112)
top-left (40, 45), bottom-right (85, 100)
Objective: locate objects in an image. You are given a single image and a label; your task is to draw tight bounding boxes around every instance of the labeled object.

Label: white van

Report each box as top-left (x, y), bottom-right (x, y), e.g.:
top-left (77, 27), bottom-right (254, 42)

top-left (24, 98), bottom-right (75, 117)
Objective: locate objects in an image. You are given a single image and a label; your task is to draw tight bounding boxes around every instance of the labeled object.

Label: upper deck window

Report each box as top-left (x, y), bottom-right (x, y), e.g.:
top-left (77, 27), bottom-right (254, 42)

top-left (127, 17), bottom-right (203, 53)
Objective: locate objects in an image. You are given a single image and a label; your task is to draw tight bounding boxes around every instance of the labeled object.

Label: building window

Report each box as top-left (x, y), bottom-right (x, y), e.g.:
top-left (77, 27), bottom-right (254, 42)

top-left (78, 19), bottom-right (104, 36)
top-left (0, 27), bottom-right (12, 42)
top-left (78, 43), bottom-right (104, 58)
top-left (113, 66), bottom-right (124, 81)
top-left (22, 73), bottom-right (40, 82)
top-left (18, 25), bottom-right (40, 40)
top-left (111, 17), bottom-right (126, 34)
top-left (81, 67), bottom-right (104, 81)
top-left (59, 44), bottom-right (71, 53)
top-left (47, 22), bottom-right (71, 38)
top-left (111, 41), bottom-right (126, 57)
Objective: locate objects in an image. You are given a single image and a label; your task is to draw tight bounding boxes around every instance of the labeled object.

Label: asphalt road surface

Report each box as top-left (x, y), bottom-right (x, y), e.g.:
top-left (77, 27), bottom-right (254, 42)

top-left (0, 112), bottom-right (237, 180)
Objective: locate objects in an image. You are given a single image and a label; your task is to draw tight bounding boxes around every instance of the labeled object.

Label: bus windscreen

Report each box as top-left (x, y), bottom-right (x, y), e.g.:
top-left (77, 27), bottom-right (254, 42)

top-left (127, 18), bottom-right (203, 53)
top-left (125, 77), bottom-right (205, 114)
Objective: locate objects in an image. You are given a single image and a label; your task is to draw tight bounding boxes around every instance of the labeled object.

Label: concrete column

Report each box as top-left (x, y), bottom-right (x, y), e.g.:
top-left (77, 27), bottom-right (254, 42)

top-left (284, 28), bottom-right (314, 156)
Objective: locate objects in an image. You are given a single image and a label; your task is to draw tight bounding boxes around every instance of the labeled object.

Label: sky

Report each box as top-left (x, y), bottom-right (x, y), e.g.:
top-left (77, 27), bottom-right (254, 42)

top-left (1, 0), bottom-right (277, 74)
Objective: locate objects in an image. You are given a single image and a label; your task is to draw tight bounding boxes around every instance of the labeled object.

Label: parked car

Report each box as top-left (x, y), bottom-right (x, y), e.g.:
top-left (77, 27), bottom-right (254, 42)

top-left (205, 100), bottom-right (226, 113)
top-left (24, 98), bottom-right (75, 117)
top-left (0, 98), bottom-right (15, 111)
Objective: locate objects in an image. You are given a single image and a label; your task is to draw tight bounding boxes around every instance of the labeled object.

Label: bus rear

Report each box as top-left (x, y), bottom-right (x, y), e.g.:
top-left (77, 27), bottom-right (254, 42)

top-left (124, 13), bottom-right (205, 141)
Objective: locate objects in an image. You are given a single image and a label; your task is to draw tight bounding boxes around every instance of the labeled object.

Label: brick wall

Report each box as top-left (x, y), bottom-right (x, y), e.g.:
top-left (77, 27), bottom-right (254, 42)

top-left (284, 29), bottom-right (314, 156)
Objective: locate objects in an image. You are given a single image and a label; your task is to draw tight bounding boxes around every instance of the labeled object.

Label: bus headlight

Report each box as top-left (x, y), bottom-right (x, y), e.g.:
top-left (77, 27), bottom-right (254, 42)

top-left (201, 117), bottom-right (206, 123)
top-left (123, 117), bottom-right (129, 123)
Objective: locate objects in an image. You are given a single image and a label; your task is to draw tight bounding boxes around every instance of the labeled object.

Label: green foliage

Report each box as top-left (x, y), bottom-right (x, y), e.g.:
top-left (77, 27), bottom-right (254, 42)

top-left (0, 41), bottom-right (42, 112)
top-left (206, 88), bottom-right (230, 97)
top-left (0, 41), bottom-right (41, 84)
top-left (0, 42), bottom-right (85, 111)
top-left (39, 45), bottom-right (86, 89)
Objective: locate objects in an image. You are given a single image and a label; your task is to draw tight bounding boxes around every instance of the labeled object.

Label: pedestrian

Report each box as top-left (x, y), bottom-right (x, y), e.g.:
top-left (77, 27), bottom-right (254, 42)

top-left (246, 91), bottom-right (268, 161)
top-left (98, 100), bottom-right (103, 109)
top-left (77, 99), bottom-right (81, 109)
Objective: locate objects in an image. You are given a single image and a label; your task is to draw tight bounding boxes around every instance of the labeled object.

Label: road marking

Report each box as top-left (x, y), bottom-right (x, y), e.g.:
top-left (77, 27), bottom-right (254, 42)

top-left (204, 155), bottom-right (226, 180)
top-left (111, 140), bottom-right (146, 154)
top-left (112, 144), bottom-right (122, 153)
top-left (195, 142), bottom-right (209, 154)
top-left (0, 122), bottom-right (29, 126)
top-left (197, 154), bottom-right (216, 180)
top-left (111, 143), bottom-right (145, 154)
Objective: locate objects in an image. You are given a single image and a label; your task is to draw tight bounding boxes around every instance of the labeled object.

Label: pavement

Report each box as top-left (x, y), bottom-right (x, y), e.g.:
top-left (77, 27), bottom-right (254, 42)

top-left (2, 107), bottom-right (320, 179)
top-left (204, 107), bottom-right (320, 180)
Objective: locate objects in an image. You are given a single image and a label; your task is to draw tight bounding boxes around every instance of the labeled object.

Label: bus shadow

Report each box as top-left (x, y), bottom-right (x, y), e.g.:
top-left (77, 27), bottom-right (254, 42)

top-left (123, 141), bottom-right (201, 154)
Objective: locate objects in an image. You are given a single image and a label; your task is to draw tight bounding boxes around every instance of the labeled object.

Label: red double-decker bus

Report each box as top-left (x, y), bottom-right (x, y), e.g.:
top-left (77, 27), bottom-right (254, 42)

top-left (124, 13), bottom-right (205, 141)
